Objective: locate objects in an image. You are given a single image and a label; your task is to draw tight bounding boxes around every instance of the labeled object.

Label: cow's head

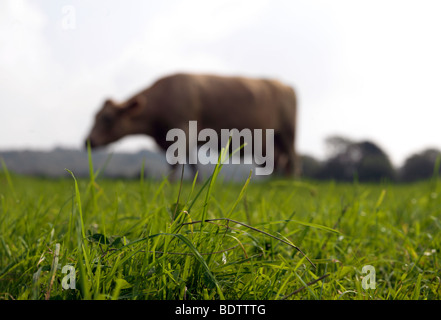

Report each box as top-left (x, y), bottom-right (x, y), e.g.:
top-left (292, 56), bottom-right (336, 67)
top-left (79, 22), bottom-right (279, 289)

top-left (85, 96), bottom-right (146, 149)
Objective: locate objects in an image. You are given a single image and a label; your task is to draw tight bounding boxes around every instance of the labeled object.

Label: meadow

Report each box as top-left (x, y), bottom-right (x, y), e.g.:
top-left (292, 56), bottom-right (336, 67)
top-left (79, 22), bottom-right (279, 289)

top-left (1, 154), bottom-right (440, 300)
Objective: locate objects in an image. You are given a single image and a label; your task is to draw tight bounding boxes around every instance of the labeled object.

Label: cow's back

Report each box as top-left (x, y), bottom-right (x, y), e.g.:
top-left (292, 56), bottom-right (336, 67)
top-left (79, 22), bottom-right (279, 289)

top-left (148, 73), bottom-right (296, 133)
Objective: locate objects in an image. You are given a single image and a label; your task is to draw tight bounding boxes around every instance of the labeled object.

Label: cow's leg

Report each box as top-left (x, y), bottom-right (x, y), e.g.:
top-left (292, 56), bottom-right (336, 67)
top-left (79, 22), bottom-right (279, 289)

top-left (272, 144), bottom-right (282, 175)
top-left (189, 163), bottom-right (201, 182)
top-left (273, 133), bottom-right (288, 175)
top-left (168, 163), bottom-right (180, 182)
top-left (180, 121), bottom-right (200, 182)
top-left (168, 163), bottom-right (200, 183)
top-left (278, 131), bottom-right (296, 177)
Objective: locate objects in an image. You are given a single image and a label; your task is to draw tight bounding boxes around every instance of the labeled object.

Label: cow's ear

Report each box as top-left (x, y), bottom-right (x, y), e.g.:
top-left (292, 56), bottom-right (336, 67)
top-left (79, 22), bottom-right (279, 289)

top-left (104, 99), bottom-right (115, 107)
top-left (121, 96), bottom-right (145, 115)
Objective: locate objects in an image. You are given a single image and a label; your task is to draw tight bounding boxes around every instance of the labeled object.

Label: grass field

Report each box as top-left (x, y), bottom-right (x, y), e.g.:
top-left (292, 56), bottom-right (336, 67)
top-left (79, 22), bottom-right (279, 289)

top-left (1, 155), bottom-right (441, 300)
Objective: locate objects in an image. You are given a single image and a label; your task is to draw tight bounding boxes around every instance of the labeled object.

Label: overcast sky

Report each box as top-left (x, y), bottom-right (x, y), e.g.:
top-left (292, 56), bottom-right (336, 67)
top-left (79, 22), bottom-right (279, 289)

top-left (1, 0), bottom-right (441, 166)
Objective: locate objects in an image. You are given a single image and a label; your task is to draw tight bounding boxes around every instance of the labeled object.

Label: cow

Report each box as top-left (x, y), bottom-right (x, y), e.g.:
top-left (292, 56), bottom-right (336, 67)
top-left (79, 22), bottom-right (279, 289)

top-left (85, 73), bottom-right (299, 178)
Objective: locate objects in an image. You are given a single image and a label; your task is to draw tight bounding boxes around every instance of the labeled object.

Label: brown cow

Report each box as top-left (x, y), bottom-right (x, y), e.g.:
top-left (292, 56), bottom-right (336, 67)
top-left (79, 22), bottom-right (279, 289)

top-left (85, 73), bottom-right (299, 178)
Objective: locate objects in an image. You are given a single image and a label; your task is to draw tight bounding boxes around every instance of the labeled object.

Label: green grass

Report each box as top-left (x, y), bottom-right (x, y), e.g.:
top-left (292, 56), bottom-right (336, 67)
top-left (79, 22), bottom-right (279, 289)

top-left (1, 157), bottom-right (441, 300)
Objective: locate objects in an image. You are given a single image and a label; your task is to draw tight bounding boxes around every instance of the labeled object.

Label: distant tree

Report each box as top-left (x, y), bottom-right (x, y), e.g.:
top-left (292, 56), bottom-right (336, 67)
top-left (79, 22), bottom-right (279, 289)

top-left (353, 141), bottom-right (396, 182)
top-left (400, 148), bottom-right (441, 182)
top-left (318, 136), bottom-right (395, 182)
top-left (300, 155), bottom-right (322, 179)
top-left (324, 136), bottom-right (353, 158)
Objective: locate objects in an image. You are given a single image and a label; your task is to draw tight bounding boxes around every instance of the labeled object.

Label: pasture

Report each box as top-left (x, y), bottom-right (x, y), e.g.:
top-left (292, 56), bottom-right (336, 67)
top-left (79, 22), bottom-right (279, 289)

top-left (0, 156), bottom-right (440, 300)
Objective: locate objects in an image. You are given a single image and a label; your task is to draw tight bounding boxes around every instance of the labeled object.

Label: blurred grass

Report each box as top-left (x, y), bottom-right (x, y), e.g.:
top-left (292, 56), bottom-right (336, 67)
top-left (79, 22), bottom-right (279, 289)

top-left (0, 161), bottom-right (440, 300)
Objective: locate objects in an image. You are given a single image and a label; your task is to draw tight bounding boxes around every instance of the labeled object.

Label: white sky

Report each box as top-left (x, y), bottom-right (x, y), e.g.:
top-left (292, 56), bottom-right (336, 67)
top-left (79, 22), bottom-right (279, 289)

top-left (1, 0), bottom-right (441, 166)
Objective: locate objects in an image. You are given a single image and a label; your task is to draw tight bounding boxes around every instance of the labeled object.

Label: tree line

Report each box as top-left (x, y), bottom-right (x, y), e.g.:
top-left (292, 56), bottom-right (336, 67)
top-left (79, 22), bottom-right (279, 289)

top-left (300, 135), bottom-right (441, 182)
top-left (1, 137), bottom-right (440, 182)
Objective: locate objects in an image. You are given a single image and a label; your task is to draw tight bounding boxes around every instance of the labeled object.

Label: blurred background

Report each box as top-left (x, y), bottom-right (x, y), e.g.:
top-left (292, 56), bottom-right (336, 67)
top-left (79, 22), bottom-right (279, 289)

top-left (1, 0), bottom-right (441, 181)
